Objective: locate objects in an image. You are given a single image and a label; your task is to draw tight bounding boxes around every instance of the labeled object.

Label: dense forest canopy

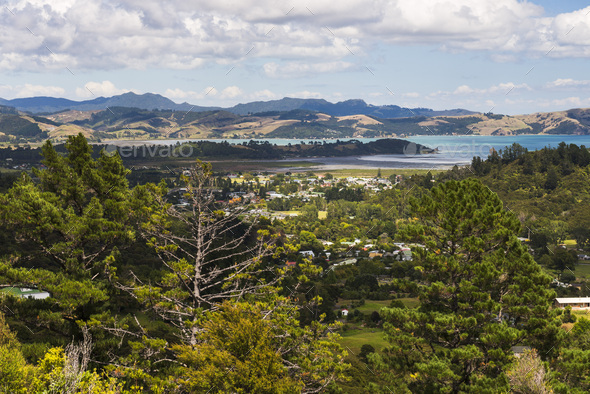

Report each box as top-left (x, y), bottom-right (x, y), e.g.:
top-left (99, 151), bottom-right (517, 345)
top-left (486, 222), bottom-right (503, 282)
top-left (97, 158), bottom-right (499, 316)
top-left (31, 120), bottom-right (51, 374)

top-left (0, 135), bottom-right (590, 392)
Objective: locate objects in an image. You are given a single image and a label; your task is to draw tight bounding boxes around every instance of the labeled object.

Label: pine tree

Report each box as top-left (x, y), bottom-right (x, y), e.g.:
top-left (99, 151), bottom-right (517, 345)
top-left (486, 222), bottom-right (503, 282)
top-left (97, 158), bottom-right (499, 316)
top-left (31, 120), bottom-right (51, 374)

top-left (0, 134), bottom-right (140, 332)
top-left (374, 179), bottom-right (561, 393)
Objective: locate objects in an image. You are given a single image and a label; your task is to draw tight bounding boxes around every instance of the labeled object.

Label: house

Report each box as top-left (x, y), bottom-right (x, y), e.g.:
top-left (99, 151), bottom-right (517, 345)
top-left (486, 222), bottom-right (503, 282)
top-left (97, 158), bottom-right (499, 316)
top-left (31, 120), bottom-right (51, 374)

top-left (555, 297), bottom-right (590, 309)
top-left (266, 191), bottom-right (286, 200)
top-left (388, 248), bottom-right (412, 261)
top-left (329, 258), bottom-right (357, 269)
top-left (341, 309), bottom-right (349, 317)
top-left (0, 286), bottom-right (50, 300)
top-left (299, 250), bottom-right (315, 258)
top-left (369, 250), bottom-right (383, 258)
top-left (552, 278), bottom-right (572, 288)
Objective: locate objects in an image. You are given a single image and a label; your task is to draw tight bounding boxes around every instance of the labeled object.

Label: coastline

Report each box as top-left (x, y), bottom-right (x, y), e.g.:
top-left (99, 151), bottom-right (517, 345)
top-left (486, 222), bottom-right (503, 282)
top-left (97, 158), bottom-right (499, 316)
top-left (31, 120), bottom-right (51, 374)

top-left (91, 135), bottom-right (590, 171)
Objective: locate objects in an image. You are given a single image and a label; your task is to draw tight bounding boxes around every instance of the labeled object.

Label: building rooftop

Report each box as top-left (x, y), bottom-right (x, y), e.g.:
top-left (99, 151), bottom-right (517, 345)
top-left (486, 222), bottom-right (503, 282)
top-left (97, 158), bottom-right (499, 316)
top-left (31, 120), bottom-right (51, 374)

top-left (0, 286), bottom-right (50, 300)
top-left (555, 297), bottom-right (590, 303)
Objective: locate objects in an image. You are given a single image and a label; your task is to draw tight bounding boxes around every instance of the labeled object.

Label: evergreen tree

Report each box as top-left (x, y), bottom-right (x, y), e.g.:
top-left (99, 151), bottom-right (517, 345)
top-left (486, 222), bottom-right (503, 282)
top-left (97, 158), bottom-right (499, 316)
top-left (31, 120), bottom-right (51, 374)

top-left (0, 134), bottom-right (141, 335)
top-left (374, 179), bottom-right (560, 393)
top-left (545, 166), bottom-right (560, 190)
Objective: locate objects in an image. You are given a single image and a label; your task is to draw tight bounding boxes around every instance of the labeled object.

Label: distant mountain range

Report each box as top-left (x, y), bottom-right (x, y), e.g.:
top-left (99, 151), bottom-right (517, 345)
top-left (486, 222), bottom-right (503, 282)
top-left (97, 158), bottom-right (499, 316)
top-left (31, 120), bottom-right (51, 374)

top-left (0, 92), bottom-right (474, 118)
top-left (0, 93), bottom-right (208, 114)
top-left (1, 92), bottom-right (589, 144)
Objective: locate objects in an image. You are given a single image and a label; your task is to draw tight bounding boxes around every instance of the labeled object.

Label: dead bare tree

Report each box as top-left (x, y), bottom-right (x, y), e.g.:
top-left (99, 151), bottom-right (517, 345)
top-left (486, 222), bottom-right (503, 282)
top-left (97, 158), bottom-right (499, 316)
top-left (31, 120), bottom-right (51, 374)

top-left (45, 326), bottom-right (93, 394)
top-left (109, 162), bottom-right (348, 391)
top-left (119, 161), bottom-right (280, 345)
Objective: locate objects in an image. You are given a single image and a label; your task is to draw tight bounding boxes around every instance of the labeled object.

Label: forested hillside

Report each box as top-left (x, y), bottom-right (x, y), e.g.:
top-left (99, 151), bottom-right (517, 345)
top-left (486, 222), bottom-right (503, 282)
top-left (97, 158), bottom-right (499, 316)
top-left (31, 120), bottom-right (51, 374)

top-left (0, 135), bottom-right (590, 392)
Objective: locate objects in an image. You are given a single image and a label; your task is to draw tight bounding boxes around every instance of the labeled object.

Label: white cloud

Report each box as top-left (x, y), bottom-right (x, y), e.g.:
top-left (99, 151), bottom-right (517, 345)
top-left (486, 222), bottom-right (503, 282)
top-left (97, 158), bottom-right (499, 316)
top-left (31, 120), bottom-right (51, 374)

top-left (0, 83), bottom-right (66, 98)
top-left (453, 85), bottom-right (475, 95)
top-left (164, 88), bottom-right (193, 100)
top-left (549, 96), bottom-right (586, 108)
top-left (164, 87), bottom-right (218, 101)
top-left (545, 78), bottom-right (590, 89)
top-left (75, 81), bottom-right (131, 98)
top-left (250, 89), bottom-right (276, 100)
top-left (203, 87), bottom-right (217, 97)
top-left (2, 0), bottom-right (590, 75)
top-left (220, 86), bottom-right (243, 99)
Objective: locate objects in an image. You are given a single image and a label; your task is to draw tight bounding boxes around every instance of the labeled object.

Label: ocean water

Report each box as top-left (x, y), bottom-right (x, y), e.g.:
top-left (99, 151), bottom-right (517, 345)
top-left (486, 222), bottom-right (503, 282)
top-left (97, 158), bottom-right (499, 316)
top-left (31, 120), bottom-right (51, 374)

top-left (104, 135), bottom-right (590, 169)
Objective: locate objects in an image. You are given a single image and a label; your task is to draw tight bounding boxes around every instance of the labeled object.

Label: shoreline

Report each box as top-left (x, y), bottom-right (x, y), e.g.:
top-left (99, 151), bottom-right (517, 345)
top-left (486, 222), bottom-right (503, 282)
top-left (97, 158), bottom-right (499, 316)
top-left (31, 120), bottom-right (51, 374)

top-left (96, 133), bottom-right (587, 146)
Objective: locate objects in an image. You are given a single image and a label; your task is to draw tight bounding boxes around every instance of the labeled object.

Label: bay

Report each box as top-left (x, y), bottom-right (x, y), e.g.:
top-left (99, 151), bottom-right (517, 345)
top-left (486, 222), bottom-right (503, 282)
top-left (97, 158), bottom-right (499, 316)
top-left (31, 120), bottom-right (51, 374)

top-left (103, 135), bottom-right (590, 169)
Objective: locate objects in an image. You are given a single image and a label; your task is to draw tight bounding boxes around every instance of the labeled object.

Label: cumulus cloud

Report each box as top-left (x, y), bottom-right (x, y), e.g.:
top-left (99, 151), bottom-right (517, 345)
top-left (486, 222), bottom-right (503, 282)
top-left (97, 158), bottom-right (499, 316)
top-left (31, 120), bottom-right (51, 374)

top-left (250, 89), bottom-right (276, 100)
top-left (220, 86), bottom-right (243, 99)
top-left (164, 87), bottom-right (217, 101)
top-left (163, 88), bottom-right (194, 100)
top-left (549, 96), bottom-right (589, 108)
top-left (2, 0), bottom-right (590, 73)
top-left (545, 78), bottom-right (590, 89)
top-left (75, 81), bottom-right (131, 98)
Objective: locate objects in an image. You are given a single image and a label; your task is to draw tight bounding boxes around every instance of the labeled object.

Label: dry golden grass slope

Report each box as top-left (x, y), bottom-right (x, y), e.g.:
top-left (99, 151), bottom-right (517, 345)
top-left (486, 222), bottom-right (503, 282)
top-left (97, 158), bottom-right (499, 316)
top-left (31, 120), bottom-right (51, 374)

top-left (338, 114), bottom-right (382, 125)
top-left (469, 116), bottom-right (532, 135)
top-left (8, 106), bottom-right (590, 143)
top-left (46, 110), bottom-right (100, 123)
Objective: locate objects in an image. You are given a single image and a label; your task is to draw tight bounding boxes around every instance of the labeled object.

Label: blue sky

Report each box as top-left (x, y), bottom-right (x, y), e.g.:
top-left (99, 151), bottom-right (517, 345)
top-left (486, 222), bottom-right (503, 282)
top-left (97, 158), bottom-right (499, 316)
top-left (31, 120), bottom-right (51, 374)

top-left (1, 0), bottom-right (590, 115)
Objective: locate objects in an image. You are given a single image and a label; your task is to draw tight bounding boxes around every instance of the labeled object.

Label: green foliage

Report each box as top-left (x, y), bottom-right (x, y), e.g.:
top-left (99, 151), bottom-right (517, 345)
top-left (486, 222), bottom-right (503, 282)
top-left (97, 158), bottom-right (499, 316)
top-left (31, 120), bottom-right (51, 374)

top-left (0, 312), bottom-right (38, 393)
top-left (550, 248), bottom-right (578, 273)
top-left (174, 301), bottom-right (303, 393)
top-left (0, 134), bottom-right (155, 367)
top-left (359, 344), bottom-right (376, 363)
top-left (0, 114), bottom-right (46, 140)
top-left (375, 179), bottom-right (560, 392)
top-left (545, 166), bottom-right (560, 190)
top-left (560, 271), bottom-right (576, 284)
top-left (1, 134), bottom-right (134, 276)
top-left (299, 230), bottom-right (323, 251)
top-left (0, 311), bottom-right (122, 393)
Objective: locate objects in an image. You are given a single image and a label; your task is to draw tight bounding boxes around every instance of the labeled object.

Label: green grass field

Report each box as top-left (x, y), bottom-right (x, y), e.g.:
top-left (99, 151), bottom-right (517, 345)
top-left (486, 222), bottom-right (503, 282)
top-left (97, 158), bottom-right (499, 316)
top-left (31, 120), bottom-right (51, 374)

top-left (575, 264), bottom-right (590, 280)
top-left (339, 298), bottom-right (420, 314)
top-left (0, 168), bottom-right (21, 174)
top-left (339, 327), bottom-right (388, 355)
top-left (571, 309), bottom-right (590, 318)
top-left (335, 298), bottom-right (419, 356)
